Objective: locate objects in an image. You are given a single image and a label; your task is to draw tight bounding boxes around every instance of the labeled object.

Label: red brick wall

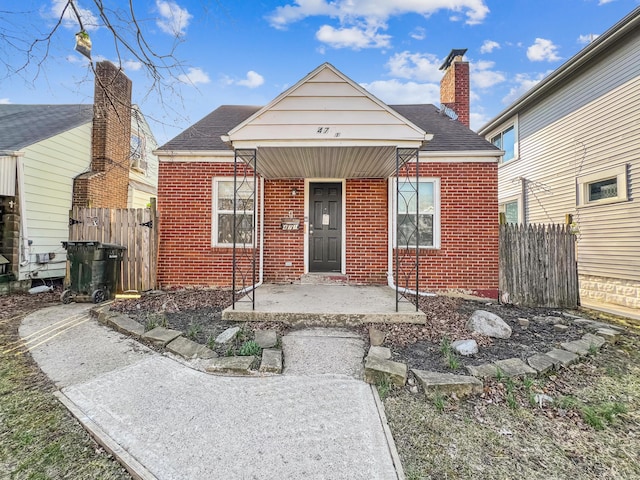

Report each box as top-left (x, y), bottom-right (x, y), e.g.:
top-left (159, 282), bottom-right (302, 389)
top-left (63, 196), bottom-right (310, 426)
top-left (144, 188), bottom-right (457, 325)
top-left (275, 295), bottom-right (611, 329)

top-left (397, 162), bottom-right (498, 298)
top-left (263, 179), bottom-right (305, 283)
top-left (157, 161), bottom-right (259, 288)
top-left (346, 179), bottom-right (388, 285)
top-left (157, 160), bottom-right (498, 298)
top-left (440, 61), bottom-right (470, 127)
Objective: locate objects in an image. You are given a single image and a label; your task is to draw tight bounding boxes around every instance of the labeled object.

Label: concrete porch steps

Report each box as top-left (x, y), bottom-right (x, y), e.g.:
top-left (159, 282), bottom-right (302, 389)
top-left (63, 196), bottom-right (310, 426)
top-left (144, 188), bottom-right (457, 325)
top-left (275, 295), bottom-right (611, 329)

top-left (222, 283), bottom-right (426, 326)
top-left (300, 273), bottom-right (350, 285)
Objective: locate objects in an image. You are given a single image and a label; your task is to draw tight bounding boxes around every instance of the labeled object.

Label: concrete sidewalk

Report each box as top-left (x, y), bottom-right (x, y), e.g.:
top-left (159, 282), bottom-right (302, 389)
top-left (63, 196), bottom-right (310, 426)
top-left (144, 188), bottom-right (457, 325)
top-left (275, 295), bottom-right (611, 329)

top-left (20, 304), bottom-right (403, 480)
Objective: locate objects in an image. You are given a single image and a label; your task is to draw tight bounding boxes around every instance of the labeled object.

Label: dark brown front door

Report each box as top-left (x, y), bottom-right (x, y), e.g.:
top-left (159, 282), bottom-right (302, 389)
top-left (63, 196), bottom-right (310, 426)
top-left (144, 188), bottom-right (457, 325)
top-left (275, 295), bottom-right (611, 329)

top-left (309, 182), bottom-right (342, 272)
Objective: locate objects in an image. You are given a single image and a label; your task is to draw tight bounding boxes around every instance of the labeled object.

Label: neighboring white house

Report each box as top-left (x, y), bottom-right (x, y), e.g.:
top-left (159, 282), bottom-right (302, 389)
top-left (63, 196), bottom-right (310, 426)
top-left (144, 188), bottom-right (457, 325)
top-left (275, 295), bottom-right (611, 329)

top-left (0, 90), bottom-right (158, 290)
top-left (479, 7), bottom-right (640, 319)
top-left (129, 105), bottom-right (159, 208)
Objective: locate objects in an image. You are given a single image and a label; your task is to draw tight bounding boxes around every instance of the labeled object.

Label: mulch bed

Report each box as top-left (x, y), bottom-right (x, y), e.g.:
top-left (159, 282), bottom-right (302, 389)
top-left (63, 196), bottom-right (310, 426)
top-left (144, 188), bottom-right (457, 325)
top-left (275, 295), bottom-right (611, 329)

top-left (110, 288), bottom-right (594, 373)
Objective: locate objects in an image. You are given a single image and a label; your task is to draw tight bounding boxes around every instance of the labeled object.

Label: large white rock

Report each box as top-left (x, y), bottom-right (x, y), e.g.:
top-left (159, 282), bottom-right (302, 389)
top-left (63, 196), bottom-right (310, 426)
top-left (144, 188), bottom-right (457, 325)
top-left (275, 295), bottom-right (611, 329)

top-left (452, 339), bottom-right (479, 356)
top-left (466, 310), bottom-right (512, 339)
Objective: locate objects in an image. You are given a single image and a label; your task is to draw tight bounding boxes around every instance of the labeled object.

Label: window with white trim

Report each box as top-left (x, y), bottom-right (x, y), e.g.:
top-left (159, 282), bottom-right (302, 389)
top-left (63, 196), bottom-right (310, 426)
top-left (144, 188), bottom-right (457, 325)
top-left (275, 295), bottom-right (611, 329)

top-left (393, 178), bottom-right (441, 248)
top-left (499, 197), bottom-right (521, 224)
top-left (577, 165), bottom-right (628, 207)
top-left (491, 125), bottom-right (516, 163)
top-left (212, 178), bottom-right (255, 247)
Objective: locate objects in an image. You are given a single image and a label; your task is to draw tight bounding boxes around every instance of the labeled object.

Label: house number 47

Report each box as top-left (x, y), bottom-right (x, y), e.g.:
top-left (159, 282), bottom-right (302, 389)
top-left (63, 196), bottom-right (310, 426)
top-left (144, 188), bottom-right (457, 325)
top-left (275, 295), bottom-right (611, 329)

top-left (316, 126), bottom-right (341, 137)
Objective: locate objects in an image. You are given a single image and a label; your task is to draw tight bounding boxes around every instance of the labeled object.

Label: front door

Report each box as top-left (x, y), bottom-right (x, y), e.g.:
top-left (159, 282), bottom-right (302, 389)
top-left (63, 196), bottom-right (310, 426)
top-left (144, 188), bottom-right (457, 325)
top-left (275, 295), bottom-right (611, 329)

top-left (309, 182), bottom-right (342, 272)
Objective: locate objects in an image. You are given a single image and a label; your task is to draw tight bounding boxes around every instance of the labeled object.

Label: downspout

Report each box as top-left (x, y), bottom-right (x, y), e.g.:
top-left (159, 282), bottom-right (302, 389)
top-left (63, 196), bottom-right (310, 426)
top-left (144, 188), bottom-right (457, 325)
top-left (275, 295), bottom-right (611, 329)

top-left (238, 176), bottom-right (264, 294)
top-left (386, 177), bottom-right (435, 297)
top-left (16, 155), bottom-right (30, 268)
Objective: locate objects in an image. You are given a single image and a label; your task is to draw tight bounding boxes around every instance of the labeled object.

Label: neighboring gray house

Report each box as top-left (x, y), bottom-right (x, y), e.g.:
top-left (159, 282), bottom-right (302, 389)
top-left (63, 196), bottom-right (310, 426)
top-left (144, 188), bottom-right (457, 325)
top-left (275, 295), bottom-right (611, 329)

top-left (479, 7), bottom-right (640, 319)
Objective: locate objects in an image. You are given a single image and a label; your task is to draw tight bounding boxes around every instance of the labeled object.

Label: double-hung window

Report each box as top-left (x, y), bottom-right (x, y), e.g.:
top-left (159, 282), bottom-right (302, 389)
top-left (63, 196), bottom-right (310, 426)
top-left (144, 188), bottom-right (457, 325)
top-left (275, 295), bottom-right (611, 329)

top-left (212, 178), bottom-right (255, 247)
top-left (491, 125), bottom-right (516, 163)
top-left (394, 178), bottom-right (440, 249)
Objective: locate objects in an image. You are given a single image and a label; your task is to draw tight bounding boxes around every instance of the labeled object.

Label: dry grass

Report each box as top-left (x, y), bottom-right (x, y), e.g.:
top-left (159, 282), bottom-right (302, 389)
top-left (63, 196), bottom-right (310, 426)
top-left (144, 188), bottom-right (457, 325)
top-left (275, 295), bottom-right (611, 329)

top-left (385, 332), bottom-right (640, 480)
top-left (0, 294), bottom-right (130, 479)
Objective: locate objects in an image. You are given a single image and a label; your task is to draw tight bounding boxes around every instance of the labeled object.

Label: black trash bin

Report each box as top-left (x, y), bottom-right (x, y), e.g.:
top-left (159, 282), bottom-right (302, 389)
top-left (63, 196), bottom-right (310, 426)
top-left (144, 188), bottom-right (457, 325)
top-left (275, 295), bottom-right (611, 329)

top-left (61, 241), bottom-right (126, 303)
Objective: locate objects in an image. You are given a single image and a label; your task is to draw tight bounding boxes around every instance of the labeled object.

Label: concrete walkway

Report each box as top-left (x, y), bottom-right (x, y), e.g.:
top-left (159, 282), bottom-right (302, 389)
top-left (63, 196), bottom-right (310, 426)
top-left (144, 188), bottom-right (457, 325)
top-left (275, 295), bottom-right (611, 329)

top-left (20, 304), bottom-right (402, 480)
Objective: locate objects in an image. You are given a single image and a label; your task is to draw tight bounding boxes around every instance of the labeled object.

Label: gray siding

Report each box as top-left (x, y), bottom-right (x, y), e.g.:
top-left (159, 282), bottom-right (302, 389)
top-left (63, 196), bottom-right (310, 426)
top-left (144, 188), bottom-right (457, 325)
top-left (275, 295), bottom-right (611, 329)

top-left (498, 28), bottom-right (640, 282)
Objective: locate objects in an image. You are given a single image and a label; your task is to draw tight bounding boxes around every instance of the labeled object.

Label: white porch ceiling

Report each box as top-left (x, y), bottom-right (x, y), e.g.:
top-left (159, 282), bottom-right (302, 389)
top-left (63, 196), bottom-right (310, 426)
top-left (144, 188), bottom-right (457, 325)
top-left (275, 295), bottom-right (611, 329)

top-left (254, 146), bottom-right (402, 179)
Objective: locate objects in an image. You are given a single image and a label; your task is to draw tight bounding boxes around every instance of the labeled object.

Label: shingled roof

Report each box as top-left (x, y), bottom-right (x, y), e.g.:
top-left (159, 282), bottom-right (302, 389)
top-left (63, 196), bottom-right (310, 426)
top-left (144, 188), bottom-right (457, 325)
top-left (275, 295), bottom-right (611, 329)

top-left (158, 104), bottom-right (497, 153)
top-left (0, 104), bottom-right (93, 151)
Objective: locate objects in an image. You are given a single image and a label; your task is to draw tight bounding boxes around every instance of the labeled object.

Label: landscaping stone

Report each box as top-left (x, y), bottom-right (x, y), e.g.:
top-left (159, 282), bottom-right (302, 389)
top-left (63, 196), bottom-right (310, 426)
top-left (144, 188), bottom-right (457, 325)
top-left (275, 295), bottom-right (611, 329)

top-left (255, 330), bottom-right (277, 348)
top-left (451, 339), bottom-right (478, 356)
top-left (546, 348), bottom-right (579, 367)
top-left (596, 328), bottom-right (620, 344)
top-left (105, 313), bottom-right (145, 338)
top-left (534, 394), bottom-right (554, 407)
top-left (582, 333), bottom-right (605, 349)
top-left (367, 346), bottom-right (392, 360)
top-left (466, 363), bottom-right (498, 378)
top-left (533, 315), bottom-right (563, 325)
top-left (369, 328), bottom-right (386, 346)
top-left (561, 340), bottom-right (591, 356)
top-left (572, 318), bottom-right (595, 327)
top-left (466, 310), bottom-right (512, 339)
top-left (205, 356), bottom-right (255, 375)
top-left (166, 336), bottom-right (217, 360)
top-left (493, 358), bottom-right (537, 378)
top-left (259, 349), bottom-right (282, 374)
top-left (412, 369), bottom-right (483, 398)
top-left (364, 356), bottom-right (407, 387)
top-left (518, 318), bottom-right (530, 328)
top-left (215, 326), bottom-right (240, 344)
top-left (142, 327), bottom-right (182, 347)
top-left (553, 324), bottom-right (569, 333)
top-left (527, 353), bottom-right (556, 374)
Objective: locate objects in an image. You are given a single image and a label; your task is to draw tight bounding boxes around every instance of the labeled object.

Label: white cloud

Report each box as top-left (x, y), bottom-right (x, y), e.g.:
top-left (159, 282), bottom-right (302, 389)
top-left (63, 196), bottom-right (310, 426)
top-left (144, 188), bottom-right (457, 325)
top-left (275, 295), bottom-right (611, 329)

top-left (0, 98), bottom-right (11, 104)
top-left (386, 51), bottom-right (442, 82)
top-left (410, 27), bottom-right (426, 40)
top-left (527, 38), bottom-right (561, 62)
top-left (480, 40), bottom-right (500, 54)
top-left (237, 71), bottom-right (265, 88)
top-left (502, 72), bottom-right (545, 104)
top-left (51, 0), bottom-right (99, 31)
top-left (66, 54), bottom-right (85, 64)
top-left (123, 60), bottom-right (143, 72)
top-left (316, 24), bottom-right (391, 49)
top-left (598, 0), bottom-right (615, 4)
top-left (360, 79), bottom-right (440, 105)
top-left (156, 0), bottom-right (192, 36)
top-left (578, 33), bottom-right (599, 44)
top-left (470, 110), bottom-right (489, 131)
top-left (178, 67), bottom-right (210, 86)
top-left (470, 60), bottom-right (505, 89)
top-left (267, 1), bottom-right (490, 48)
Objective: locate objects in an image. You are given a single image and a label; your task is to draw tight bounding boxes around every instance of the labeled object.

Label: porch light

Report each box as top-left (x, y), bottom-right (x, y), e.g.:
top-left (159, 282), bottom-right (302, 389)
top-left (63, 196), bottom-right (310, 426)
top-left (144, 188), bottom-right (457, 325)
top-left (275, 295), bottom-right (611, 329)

top-left (291, 188), bottom-right (298, 196)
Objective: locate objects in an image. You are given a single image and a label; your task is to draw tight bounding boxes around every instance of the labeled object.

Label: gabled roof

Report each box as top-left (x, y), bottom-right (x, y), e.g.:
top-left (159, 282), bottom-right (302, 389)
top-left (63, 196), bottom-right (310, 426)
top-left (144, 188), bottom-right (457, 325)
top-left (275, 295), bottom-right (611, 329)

top-left (479, 6), bottom-right (640, 135)
top-left (158, 103), bottom-right (497, 153)
top-left (159, 105), bottom-right (259, 151)
top-left (0, 104), bottom-right (93, 151)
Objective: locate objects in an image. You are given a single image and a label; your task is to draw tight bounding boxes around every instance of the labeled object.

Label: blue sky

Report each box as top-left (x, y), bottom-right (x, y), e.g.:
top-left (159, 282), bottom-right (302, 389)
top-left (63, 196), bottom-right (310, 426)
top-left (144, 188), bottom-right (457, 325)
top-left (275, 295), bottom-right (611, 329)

top-left (1, 0), bottom-right (638, 144)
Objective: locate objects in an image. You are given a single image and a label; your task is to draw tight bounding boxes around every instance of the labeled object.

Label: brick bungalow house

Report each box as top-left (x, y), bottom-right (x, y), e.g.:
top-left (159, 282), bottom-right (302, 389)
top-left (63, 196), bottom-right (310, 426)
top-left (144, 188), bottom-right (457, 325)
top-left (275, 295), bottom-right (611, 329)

top-left (155, 50), bottom-right (502, 300)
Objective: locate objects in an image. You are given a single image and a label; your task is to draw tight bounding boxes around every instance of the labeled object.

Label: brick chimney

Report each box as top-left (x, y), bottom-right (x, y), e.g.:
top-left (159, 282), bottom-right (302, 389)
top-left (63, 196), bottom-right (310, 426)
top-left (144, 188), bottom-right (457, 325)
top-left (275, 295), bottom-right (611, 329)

top-left (439, 48), bottom-right (470, 127)
top-left (73, 61), bottom-right (132, 208)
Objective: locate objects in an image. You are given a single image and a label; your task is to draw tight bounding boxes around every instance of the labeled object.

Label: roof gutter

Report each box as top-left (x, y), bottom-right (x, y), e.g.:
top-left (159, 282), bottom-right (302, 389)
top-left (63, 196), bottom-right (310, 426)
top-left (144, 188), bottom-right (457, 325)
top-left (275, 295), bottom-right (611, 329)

top-left (478, 6), bottom-right (640, 135)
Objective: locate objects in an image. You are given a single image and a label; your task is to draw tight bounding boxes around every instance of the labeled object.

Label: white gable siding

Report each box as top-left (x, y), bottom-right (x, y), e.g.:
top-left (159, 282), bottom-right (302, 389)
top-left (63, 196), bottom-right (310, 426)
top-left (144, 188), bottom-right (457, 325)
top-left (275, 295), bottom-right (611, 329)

top-left (18, 123), bottom-right (92, 280)
top-left (498, 28), bottom-right (640, 286)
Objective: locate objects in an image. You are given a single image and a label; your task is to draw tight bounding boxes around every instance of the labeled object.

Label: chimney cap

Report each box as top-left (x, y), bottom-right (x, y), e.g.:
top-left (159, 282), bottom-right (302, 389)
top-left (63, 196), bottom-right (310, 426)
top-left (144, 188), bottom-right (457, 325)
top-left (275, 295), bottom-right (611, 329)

top-left (439, 48), bottom-right (468, 70)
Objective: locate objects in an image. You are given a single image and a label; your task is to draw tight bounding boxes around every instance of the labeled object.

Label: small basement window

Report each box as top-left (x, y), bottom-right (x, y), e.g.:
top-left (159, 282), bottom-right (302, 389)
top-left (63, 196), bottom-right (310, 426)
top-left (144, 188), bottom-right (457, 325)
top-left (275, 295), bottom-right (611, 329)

top-left (577, 165), bottom-right (628, 207)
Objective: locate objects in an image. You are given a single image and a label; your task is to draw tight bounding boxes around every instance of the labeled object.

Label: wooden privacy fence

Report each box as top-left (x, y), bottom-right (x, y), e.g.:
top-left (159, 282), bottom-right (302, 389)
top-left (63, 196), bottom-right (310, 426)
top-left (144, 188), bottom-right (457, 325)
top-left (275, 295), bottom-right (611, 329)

top-left (68, 202), bottom-right (159, 292)
top-left (499, 223), bottom-right (578, 308)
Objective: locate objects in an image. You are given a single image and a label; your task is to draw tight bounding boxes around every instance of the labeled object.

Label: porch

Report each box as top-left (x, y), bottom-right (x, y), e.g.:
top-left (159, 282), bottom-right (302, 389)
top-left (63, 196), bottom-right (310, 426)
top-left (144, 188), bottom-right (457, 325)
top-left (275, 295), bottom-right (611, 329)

top-left (222, 283), bottom-right (427, 326)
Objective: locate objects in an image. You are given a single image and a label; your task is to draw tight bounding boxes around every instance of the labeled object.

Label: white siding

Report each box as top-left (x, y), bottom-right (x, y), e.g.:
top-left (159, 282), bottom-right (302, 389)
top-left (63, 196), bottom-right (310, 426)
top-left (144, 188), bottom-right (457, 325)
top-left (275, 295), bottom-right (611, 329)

top-left (128, 107), bottom-right (158, 208)
top-left (497, 28), bottom-right (640, 284)
top-left (18, 123), bottom-right (92, 280)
